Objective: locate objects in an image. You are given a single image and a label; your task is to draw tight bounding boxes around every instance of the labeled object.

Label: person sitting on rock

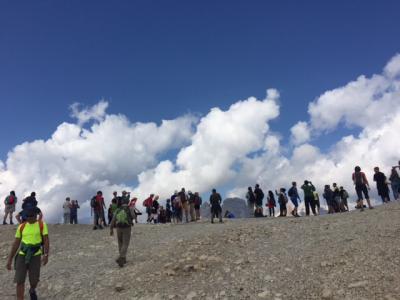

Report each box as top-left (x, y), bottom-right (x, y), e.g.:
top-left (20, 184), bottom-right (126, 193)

top-left (224, 210), bottom-right (235, 218)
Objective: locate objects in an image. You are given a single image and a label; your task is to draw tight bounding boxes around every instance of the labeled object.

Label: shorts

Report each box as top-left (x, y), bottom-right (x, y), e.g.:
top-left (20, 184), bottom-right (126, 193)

top-left (14, 254), bottom-right (41, 285)
top-left (5, 205), bottom-right (16, 213)
top-left (355, 184), bottom-right (369, 200)
top-left (290, 197), bottom-right (298, 208)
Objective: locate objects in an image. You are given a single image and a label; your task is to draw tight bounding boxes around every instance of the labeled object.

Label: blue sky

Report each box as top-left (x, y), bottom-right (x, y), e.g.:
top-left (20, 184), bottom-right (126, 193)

top-left (1, 0), bottom-right (399, 159)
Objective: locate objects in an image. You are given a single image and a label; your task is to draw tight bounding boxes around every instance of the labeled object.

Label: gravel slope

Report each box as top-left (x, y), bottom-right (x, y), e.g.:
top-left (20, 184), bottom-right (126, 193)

top-left (1, 201), bottom-right (400, 300)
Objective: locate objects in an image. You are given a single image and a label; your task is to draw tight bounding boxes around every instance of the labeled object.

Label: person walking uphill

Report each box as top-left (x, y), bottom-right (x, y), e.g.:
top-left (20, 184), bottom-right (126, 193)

top-left (210, 189), bottom-right (223, 223)
top-left (110, 198), bottom-right (133, 268)
top-left (373, 167), bottom-right (390, 203)
top-left (6, 208), bottom-right (49, 300)
top-left (3, 191), bottom-right (17, 225)
top-left (301, 180), bottom-right (317, 216)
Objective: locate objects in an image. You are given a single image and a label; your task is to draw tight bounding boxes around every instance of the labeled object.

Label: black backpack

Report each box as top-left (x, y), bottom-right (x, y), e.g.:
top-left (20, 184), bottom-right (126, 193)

top-left (90, 196), bottom-right (96, 208)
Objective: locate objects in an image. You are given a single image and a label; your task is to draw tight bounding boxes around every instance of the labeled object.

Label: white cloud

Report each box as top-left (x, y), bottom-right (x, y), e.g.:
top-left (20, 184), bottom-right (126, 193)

top-left (290, 121), bottom-right (311, 145)
top-left (70, 100), bottom-right (109, 126)
top-left (0, 104), bottom-right (196, 222)
top-left (132, 89), bottom-right (280, 199)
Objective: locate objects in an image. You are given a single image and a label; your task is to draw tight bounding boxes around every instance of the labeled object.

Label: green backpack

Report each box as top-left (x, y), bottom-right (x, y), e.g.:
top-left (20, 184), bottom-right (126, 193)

top-left (115, 207), bottom-right (130, 226)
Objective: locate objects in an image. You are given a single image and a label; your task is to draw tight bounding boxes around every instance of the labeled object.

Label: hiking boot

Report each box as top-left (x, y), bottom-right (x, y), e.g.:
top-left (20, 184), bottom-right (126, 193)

top-left (29, 288), bottom-right (38, 300)
top-left (93, 226), bottom-right (97, 230)
top-left (116, 257), bottom-right (124, 267)
top-left (3, 221), bottom-right (7, 225)
top-left (10, 221), bottom-right (14, 225)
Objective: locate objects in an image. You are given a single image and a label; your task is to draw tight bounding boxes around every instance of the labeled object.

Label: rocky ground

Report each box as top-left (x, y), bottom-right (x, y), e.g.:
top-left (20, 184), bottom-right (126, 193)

top-left (1, 201), bottom-right (400, 300)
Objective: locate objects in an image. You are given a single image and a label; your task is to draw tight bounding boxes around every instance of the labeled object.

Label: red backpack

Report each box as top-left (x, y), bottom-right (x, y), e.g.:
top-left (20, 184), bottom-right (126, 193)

top-left (7, 195), bottom-right (15, 205)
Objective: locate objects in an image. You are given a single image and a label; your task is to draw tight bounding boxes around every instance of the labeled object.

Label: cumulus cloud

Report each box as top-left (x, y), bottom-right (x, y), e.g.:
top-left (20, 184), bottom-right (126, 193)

top-left (70, 100), bottom-right (109, 126)
top-left (308, 53), bottom-right (400, 132)
top-left (290, 121), bottom-right (311, 145)
top-left (132, 89), bottom-right (280, 199)
top-left (0, 103), bottom-right (196, 222)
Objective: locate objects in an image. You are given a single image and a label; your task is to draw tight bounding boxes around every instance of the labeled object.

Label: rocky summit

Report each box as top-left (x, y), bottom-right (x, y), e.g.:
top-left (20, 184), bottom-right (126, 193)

top-left (1, 202), bottom-right (400, 299)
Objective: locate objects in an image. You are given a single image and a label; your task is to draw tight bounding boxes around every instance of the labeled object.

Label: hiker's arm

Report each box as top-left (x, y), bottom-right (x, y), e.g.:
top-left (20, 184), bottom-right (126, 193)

top-left (42, 235), bottom-right (50, 266)
top-left (6, 238), bottom-right (21, 270)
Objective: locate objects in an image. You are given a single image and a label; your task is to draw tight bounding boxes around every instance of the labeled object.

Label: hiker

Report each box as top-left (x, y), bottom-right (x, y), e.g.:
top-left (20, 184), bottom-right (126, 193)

top-left (63, 197), bottom-right (71, 224)
top-left (143, 194), bottom-right (154, 223)
top-left (110, 197), bottom-right (133, 267)
top-left (323, 185), bottom-right (335, 214)
top-left (6, 208), bottom-right (49, 300)
top-left (3, 191), bottom-right (17, 225)
top-left (121, 191), bottom-right (130, 205)
top-left (70, 200), bottom-right (80, 224)
top-left (389, 167), bottom-right (400, 200)
top-left (108, 197), bottom-right (118, 225)
top-left (339, 187), bottom-right (349, 211)
top-left (172, 193), bottom-right (182, 223)
top-left (158, 206), bottom-right (167, 223)
top-left (275, 188), bottom-right (288, 217)
top-left (179, 188), bottom-right (189, 223)
top-left (210, 188), bottom-right (223, 223)
top-left (91, 191), bottom-right (106, 230)
top-left (194, 192), bottom-right (202, 221)
top-left (246, 187), bottom-right (256, 216)
top-left (266, 190), bottom-right (276, 217)
top-left (165, 199), bottom-right (172, 223)
top-left (332, 183), bottom-right (341, 212)
top-left (301, 180), bottom-right (317, 216)
top-left (352, 166), bottom-right (373, 211)
top-left (288, 182), bottom-right (301, 217)
top-left (128, 197), bottom-right (139, 224)
top-left (313, 191), bottom-right (320, 215)
top-left (373, 167), bottom-right (390, 203)
top-left (188, 191), bottom-right (196, 222)
top-left (150, 195), bottom-right (160, 224)
top-left (254, 184), bottom-right (265, 208)
top-left (224, 210), bottom-right (235, 218)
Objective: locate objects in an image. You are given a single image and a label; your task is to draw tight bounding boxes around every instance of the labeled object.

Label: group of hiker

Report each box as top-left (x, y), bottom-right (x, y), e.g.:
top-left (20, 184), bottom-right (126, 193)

top-left (245, 162), bottom-right (400, 218)
top-left (3, 161), bottom-right (400, 300)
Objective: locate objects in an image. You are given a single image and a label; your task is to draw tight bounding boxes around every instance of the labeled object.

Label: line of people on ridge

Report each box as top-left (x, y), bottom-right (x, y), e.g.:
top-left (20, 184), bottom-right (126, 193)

top-left (245, 163), bottom-right (400, 217)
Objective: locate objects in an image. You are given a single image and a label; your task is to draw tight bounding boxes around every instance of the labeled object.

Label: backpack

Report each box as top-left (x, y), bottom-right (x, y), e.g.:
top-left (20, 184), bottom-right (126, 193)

top-left (288, 187), bottom-right (294, 197)
top-left (90, 196), bottom-right (96, 208)
top-left (194, 196), bottom-right (202, 206)
top-left (115, 207), bottom-right (131, 226)
top-left (6, 195), bottom-right (15, 205)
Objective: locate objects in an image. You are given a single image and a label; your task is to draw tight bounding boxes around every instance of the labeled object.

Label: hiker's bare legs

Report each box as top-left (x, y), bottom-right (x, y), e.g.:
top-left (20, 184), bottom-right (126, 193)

top-left (17, 283), bottom-right (24, 300)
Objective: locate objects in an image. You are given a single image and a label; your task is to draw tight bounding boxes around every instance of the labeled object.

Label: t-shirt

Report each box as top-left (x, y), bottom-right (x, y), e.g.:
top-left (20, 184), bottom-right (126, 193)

top-left (373, 172), bottom-right (386, 186)
top-left (63, 201), bottom-right (71, 214)
top-left (15, 221), bottom-right (48, 256)
top-left (301, 184), bottom-right (315, 198)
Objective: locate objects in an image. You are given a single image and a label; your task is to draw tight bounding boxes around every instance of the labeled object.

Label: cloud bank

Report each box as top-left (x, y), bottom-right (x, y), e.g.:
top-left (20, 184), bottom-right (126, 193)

top-left (1, 54), bottom-right (399, 222)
